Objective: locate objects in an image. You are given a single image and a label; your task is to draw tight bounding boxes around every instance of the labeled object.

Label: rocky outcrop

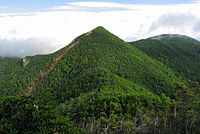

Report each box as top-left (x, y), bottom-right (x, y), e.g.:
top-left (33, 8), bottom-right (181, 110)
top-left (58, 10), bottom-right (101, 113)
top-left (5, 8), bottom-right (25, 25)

top-left (22, 57), bottom-right (29, 67)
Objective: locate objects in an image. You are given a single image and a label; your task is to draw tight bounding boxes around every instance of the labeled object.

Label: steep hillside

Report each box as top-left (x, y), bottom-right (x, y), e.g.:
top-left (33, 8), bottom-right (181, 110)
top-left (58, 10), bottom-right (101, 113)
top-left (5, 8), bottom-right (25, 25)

top-left (0, 27), bottom-right (180, 97)
top-left (0, 35), bottom-right (82, 96)
top-left (0, 52), bottom-right (59, 95)
top-left (130, 34), bottom-right (200, 81)
top-left (32, 27), bottom-right (181, 103)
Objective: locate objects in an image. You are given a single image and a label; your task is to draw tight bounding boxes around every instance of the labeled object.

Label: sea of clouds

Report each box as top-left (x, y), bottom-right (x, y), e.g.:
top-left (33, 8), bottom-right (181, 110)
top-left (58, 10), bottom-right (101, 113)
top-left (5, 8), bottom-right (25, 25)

top-left (0, 1), bottom-right (200, 57)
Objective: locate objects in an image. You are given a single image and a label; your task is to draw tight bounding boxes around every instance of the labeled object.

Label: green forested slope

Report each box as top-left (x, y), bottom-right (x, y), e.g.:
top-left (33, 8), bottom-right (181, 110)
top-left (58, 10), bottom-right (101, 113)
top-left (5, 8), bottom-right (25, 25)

top-left (130, 34), bottom-right (200, 81)
top-left (0, 54), bottom-right (58, 95)
top-left (33, 27), bottom-right (181, 103)
top-left (0, 36), bottom-right (81, 96)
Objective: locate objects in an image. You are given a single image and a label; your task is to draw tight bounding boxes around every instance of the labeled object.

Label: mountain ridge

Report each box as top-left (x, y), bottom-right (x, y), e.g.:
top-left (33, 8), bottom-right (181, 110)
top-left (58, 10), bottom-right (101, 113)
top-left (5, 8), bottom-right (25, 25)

top-left (0, 26), bottom-right (185, 97)
top-left (31, 26), bottom-right (181, 102)
top-left (24, 39), bottom-right (80, 95)
top-left (149, 34), bottom-right (194, 41)
top-left (130, 34), bottom-right (200, 81)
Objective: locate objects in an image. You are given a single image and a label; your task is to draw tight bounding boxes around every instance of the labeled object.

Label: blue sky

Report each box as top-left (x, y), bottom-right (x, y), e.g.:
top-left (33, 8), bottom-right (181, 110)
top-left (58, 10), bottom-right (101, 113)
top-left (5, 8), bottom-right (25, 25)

top-left (0, 0), bottom-right (197, 12)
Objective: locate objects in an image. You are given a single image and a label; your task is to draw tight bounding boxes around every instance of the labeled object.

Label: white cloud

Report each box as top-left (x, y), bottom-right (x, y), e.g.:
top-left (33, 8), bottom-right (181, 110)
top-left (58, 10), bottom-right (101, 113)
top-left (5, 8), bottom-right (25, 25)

top-left (150, 13), bottom-right (200, 33)
top-left (194, 0), bottom-right (200, 3)
top-left (51, 2), bottom-right (130, 12)
top-left (52, 6), bottom-right (75, 10)
top-left (0, 1), bottom-right (200, 57)
top-left (0, 37), bottom-right (57, 58)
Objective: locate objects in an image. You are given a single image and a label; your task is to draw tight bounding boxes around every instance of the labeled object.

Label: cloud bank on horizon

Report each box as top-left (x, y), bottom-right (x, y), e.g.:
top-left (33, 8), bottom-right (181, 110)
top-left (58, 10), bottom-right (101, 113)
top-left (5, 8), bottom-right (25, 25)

top-left (0, 1), bottom-right (200, 57)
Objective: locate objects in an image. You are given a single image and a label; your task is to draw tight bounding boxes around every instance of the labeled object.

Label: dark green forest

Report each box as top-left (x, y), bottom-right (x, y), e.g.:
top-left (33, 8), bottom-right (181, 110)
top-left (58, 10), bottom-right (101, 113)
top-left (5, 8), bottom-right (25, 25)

top-left (0, 27), bottom-right (200, 133)
top-left (130, 34), bottom-right (200, 81)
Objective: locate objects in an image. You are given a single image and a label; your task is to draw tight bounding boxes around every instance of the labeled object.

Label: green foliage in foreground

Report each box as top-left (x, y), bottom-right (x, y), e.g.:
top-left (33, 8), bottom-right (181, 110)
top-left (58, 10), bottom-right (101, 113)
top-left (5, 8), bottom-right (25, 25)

top-left (1, 82), bottom-right (199, 134)
top-left (57, 82), bottom-right (199, 134)
top-left (63, 89), bottom-right (171, 133)
top-left (0, 96), bottom-right (85, 134)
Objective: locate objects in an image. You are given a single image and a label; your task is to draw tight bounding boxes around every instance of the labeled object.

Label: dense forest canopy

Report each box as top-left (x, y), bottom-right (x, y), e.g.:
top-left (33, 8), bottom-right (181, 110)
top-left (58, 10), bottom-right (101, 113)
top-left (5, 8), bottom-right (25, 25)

top-left (130, 34), bottom-right (200, 82)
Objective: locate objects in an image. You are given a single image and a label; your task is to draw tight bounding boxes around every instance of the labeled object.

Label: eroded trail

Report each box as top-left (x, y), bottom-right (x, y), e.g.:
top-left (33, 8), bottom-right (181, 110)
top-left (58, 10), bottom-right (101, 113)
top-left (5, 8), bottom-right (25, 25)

top-left (24, 40), bottom-right (79, 95)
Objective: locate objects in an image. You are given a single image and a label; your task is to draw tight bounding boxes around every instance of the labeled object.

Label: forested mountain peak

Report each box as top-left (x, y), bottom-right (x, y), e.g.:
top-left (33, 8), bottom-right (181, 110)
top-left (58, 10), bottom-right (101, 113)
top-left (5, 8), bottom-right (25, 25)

top-left (1, 27), bottom-right (200, 133)
top-left (92, 26), bottom-right (105, 31)
top-left (0, 26), bottom-right (181, 96)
